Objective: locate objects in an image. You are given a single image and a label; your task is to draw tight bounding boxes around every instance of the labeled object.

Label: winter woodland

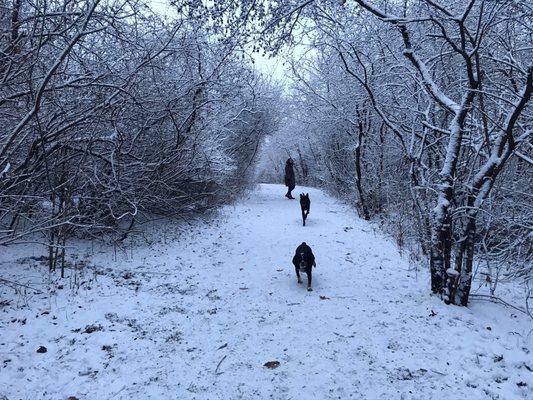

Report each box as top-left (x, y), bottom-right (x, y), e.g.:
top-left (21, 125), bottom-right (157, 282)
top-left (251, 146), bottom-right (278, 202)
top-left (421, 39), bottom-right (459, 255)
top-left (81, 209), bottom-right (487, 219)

top-left (1, 0), bottom-right (532, 399)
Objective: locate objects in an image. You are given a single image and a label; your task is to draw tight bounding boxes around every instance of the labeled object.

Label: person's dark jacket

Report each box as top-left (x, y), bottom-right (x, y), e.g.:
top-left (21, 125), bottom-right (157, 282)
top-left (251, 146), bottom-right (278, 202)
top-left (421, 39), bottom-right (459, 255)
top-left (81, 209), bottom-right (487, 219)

top-left (284, 159), bottom-right (295, 188)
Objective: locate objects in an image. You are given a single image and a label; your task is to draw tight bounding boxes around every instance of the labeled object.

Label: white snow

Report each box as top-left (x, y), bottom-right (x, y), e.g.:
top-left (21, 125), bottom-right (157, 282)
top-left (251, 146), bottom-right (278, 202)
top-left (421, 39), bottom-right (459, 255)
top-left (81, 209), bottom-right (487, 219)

top-left (0, 162), bottom-right (10, 177)
top-left (446, 268), bottom-right (460, 277)
top-left (1, 184), bottom-right (531, 399)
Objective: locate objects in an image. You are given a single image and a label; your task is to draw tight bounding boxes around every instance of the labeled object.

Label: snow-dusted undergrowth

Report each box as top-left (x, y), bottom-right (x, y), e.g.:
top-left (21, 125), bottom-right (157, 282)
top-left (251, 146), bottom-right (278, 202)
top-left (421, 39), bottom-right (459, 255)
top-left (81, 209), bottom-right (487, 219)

top-left (1, 184), bottom-right (531, 399)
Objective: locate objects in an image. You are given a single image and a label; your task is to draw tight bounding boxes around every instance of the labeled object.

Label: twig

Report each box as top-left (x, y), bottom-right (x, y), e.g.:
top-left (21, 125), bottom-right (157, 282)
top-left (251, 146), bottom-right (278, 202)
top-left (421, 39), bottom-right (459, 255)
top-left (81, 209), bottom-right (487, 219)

top-left (136, 271), bottom-right (172, 275)
top-left (110, 385), bottom-right (126, 398)
top-left (215, 355), bottom-right (227, 375)
top-left (0, 278), bottom-right (43, 294)
top-left (430, 369), bottom-right (447, 376)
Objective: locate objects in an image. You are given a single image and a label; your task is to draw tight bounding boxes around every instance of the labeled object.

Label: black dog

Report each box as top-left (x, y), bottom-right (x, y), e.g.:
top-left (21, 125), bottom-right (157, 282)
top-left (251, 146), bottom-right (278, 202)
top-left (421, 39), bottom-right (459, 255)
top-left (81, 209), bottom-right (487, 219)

top-left (299, 193), bottom-right (310, 226)
top-left (292, 242), bottom-right (316, 291)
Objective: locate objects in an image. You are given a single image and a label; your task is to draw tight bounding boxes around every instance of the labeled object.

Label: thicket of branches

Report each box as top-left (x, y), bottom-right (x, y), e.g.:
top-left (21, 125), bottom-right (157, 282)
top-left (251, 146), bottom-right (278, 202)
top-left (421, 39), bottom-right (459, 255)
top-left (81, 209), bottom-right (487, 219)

top-left (0, 0), bottom-right (278, 272)
top-left (1, 0), bottom-right (531, 307)
top-left (251, 0), bottom-right (532, 306)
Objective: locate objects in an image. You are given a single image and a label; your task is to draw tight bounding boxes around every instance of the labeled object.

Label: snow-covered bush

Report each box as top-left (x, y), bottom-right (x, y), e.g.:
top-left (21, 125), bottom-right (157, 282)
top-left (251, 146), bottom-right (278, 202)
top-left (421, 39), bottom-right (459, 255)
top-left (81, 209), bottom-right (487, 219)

top-left (0, 1), bottom-right (278, 266)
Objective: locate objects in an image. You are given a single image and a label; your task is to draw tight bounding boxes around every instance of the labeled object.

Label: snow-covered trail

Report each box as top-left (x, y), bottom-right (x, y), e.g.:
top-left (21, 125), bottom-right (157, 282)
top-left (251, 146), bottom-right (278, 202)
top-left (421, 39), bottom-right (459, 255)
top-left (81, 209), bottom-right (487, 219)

top-left (1, 184), bottom-right (531, 399)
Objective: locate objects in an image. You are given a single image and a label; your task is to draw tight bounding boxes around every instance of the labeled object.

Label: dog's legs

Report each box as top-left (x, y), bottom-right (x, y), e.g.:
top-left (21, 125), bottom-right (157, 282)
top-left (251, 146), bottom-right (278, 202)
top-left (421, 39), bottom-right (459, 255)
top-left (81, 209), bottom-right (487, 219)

top-left (295, 266), bottom-right (302, 284)
top-left (302, 209), bottom-right (306, 226)
top-left (306, 269), bottom-right (312, 291)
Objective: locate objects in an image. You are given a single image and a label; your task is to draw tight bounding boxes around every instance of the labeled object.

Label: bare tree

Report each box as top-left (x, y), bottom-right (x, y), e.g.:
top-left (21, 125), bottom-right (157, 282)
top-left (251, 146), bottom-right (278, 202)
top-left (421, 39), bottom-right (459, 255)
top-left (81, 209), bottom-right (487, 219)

top-left (234, 0), bottom-right (532, 306)
top-left (0, 0), bottom-right (278, 268)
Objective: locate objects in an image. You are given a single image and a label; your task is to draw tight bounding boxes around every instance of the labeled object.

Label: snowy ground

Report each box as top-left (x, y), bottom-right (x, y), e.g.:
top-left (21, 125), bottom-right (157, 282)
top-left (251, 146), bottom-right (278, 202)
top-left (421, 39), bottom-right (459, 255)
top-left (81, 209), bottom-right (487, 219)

top-left (1, 184), bottom-right (531, 399)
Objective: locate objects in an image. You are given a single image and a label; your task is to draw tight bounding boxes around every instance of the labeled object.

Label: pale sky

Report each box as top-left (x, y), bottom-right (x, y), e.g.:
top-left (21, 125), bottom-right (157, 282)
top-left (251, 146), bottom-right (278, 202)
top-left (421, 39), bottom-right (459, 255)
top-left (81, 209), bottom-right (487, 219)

top-left (251, 51), bottom-right (291, 84)
top-left (149, 0), bottom-right (291, 84)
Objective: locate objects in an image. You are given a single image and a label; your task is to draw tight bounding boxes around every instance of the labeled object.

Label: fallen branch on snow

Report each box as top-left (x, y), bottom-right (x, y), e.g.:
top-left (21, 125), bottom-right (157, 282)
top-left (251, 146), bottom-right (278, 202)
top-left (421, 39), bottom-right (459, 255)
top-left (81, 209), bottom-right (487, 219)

top-left (0, 278), bottom-right (43, 294)
top-left (215, 355), bottom-right (227, 375)
top-left (469, 294), bottom-right (528, 315)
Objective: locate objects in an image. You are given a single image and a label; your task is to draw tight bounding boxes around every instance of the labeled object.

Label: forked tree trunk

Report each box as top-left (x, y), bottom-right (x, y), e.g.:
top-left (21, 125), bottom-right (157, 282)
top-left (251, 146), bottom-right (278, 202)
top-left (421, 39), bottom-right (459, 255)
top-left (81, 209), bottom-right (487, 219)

top-left (450, 67), bottom-right (532, 305)
top-left (430, 91), bottom-right (476, 300)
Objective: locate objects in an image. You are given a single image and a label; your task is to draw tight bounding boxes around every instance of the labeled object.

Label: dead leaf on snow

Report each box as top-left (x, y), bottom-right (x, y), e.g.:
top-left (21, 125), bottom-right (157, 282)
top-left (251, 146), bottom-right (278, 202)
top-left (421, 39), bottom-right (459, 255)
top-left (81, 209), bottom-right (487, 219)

top-left (263, 361), bottom-right (280, 369)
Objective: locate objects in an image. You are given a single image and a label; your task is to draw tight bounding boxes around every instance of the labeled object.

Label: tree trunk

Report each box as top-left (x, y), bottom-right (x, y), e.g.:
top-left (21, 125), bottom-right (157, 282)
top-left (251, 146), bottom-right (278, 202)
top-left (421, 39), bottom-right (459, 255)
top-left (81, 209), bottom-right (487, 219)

top-left (454, 216), bottom-right (476, 306)
top-left (450, 67), bottom-right (531, 305)
top-left (297, 146), bottom-right (308, 183)
top-left (353, 106), bottom-right (369, 220)
top-left (430, 92), bottom-right (476, 299)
